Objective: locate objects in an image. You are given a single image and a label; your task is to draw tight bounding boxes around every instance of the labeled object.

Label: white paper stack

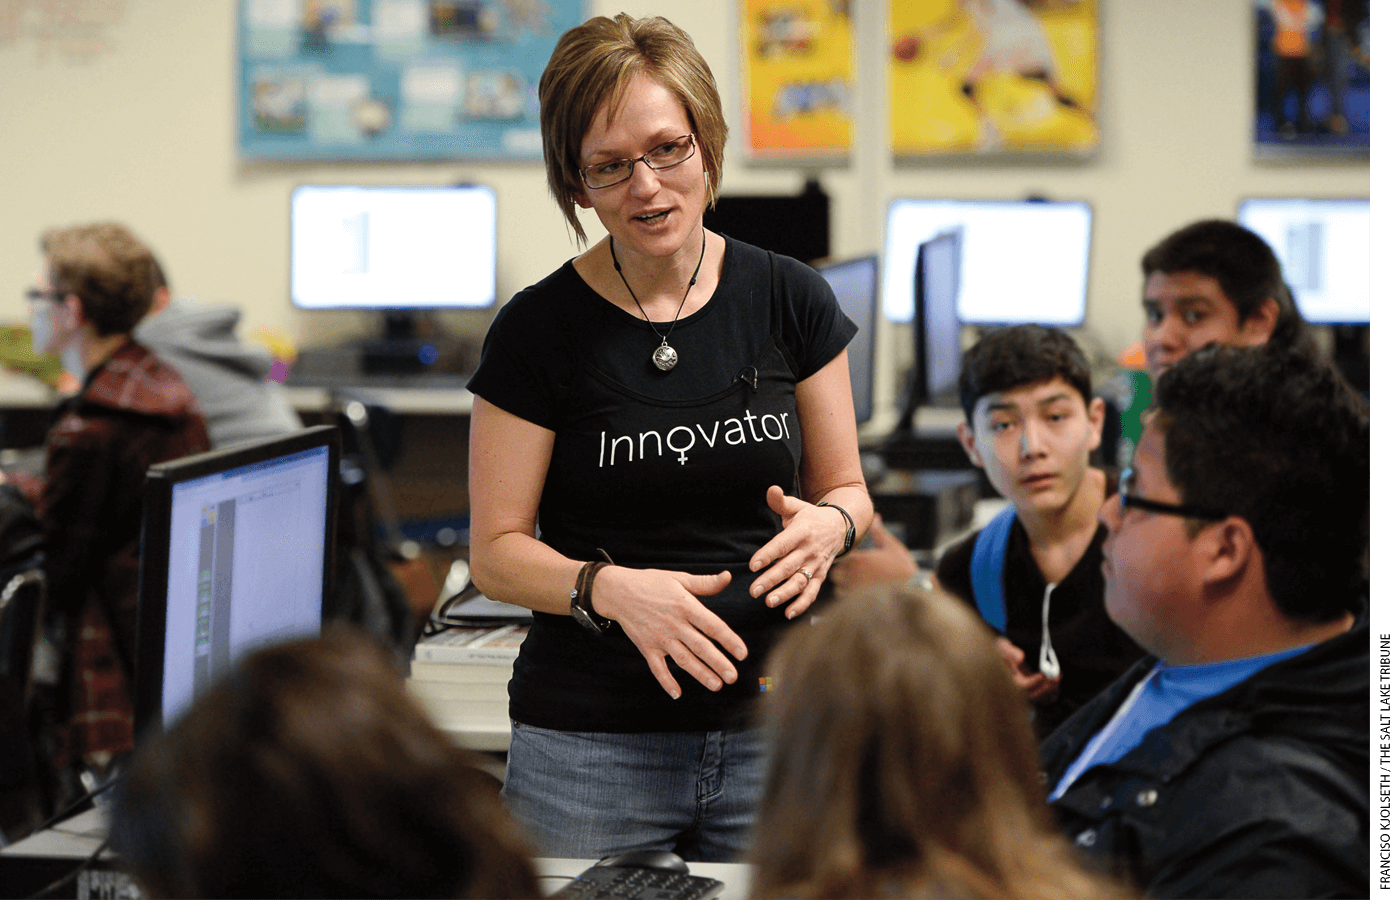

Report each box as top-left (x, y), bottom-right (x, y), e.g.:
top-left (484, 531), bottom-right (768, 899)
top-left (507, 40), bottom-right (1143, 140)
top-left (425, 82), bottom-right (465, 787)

top-left (409, 624), bottom-right (527, 752)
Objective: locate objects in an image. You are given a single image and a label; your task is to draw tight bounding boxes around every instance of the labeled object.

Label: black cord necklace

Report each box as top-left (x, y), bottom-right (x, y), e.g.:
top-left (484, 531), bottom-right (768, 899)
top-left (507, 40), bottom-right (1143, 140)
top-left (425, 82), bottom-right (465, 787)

top-left (610, 230), bottom-right (706, 372)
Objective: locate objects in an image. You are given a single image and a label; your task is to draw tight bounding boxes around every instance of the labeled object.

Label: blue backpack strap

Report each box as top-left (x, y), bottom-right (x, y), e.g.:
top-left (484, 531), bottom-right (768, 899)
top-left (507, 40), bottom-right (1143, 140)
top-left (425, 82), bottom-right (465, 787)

top-left (970, 504), bottom-right (1018, 633)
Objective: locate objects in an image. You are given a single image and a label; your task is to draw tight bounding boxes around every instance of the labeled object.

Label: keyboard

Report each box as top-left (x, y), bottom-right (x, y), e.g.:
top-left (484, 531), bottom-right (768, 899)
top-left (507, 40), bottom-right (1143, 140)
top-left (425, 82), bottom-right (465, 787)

top-left (549, 865), bottom-right (725, 900)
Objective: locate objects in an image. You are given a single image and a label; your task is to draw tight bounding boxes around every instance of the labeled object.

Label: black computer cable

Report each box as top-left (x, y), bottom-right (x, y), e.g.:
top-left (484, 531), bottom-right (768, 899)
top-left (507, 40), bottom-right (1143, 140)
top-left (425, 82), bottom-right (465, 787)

top-left (27, 773), bottom-right (119, 840)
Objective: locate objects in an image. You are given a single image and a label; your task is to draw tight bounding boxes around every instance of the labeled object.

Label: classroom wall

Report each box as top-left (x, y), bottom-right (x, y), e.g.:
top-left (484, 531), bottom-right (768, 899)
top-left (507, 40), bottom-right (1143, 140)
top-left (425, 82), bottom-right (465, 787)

top-left (0, 1), bottom-right (1368, 412)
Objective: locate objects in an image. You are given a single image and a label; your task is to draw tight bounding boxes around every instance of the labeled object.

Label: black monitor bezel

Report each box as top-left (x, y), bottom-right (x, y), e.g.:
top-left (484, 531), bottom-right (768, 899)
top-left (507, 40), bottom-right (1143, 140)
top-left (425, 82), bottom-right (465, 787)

top-left (289, 183), bottom-right (498, 312)
top-left (132, 425), bottom-right (340, 737)
top-left (815, 255), bottom-right (879, 427)
top-left (896, 230), bottom-right (966, 431)
top-left (917, 229), bottom-right (964, 404)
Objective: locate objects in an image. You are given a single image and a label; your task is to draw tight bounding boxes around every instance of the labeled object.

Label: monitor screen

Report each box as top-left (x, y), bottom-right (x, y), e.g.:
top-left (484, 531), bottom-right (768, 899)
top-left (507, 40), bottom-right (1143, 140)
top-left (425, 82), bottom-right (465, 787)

top-left (816, 256), bottom-right (878, 426)
top-left (134, 426), bottom-right (339, 735)
top-left (1237, 198), bottom-right (1369, 325)
top-left (917, 231), bottom-right (964, 403)
top-left (883, 199), bottom-right (1092, 326)
top-left (290, 184), bottom-right (497, 311)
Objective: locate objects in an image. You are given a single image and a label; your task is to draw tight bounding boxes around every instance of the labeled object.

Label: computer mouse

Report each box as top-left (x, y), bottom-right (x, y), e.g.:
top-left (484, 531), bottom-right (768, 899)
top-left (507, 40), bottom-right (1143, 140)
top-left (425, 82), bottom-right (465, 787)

top-left (597, 849), bottom-right (690, 873)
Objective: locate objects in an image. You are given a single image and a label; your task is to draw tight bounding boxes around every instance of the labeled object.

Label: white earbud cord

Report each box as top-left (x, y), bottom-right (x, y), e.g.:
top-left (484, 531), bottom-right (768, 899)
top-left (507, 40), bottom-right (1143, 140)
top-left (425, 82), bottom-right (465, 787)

top-left (1039, 581), bottom-right (1061, 679)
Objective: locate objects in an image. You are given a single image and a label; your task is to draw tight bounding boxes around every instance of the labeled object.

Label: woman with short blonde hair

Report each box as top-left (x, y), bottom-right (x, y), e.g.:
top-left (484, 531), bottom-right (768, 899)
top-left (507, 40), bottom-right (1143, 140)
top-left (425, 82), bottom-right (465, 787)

top-left (468, 12), bottom-right (871, 861)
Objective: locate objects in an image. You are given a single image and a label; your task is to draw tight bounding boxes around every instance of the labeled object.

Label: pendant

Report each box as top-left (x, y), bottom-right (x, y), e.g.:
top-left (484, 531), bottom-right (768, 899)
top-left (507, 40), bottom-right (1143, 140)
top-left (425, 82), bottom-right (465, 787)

top-left (652, 341), bottom-right (678, 372)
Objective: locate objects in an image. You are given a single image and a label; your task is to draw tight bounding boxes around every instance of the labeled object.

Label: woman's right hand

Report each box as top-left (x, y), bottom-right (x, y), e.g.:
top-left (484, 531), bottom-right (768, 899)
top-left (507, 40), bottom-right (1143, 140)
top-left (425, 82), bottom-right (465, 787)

top-left (590, 566), bottom-right (747, 700)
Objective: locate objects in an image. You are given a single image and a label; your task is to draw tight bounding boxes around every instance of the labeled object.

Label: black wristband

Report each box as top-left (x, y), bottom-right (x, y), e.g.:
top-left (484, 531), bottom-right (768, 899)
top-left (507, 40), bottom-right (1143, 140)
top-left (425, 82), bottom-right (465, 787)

top-left (818, 501), bottom-right (856, 558)
top-left (570, 549), bottom-right (615, 635)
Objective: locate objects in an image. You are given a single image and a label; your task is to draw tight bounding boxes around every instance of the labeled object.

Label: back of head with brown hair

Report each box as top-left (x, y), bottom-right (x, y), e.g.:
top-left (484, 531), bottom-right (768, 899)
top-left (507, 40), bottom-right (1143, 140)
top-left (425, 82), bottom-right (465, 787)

top-left (538, 13), bottom-right (727, 245)
top-left (109, 626), bottom-right (540, 899)
top-left (40, 222), bottom-right (156, 336)
top-left (748, 585), bottom-right (1126, 899)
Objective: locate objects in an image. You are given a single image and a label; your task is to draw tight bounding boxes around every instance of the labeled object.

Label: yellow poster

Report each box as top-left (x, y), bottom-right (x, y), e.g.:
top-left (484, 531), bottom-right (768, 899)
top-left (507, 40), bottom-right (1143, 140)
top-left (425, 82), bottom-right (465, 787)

top-left (889, 0), bottom-right (1099, 155)
top-left (741, 0), bottom-right (854, 158)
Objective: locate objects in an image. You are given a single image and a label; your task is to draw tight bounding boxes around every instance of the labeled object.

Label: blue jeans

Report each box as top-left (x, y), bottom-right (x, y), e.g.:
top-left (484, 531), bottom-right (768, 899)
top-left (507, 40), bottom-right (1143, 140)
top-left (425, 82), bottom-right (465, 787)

top-left (501, 723), bottom-right (768, 862)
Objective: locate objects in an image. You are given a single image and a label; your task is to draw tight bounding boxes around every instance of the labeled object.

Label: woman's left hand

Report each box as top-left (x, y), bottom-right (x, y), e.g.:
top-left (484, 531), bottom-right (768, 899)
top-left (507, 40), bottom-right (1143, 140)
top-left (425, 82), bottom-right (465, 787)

top-left (747, 485), bottom-right (849, 618)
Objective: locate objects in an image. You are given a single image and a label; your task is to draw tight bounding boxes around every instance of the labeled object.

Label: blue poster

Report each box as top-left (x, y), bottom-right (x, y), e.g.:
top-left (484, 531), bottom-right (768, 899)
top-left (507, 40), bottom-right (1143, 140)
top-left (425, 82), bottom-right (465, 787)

top-left (238, 0), bottom-right (586, 160)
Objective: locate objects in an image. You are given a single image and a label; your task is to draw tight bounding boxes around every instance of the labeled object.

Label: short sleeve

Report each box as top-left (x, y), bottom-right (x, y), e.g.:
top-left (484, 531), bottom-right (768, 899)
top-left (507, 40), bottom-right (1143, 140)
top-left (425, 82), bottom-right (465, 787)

top-left (770, 255), bottom-right (857, 381)
top-left (467, 285), bottom-right (570, 430)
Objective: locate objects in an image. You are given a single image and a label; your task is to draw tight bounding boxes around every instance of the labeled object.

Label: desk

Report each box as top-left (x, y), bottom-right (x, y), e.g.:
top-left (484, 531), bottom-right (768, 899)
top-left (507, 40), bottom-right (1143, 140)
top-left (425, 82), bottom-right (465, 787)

top-left (283, 383), bottom-right (474, 416)
top-left (0, 808), bottom-right (127, 898)
top-left (0, 370), bottom-right (477, 417)
top-left (0, 810), bottom-right (755, 899)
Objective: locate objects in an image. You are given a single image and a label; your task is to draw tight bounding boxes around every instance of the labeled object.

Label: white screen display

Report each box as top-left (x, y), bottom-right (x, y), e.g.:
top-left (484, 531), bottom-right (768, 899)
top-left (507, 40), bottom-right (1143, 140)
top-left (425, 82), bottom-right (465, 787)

top-left (883, 199), bottom-right (1092, 325)
top-left (291, 184), bottom-right (496, 310)
top-left (1238, 198), bottom-right (1369, 324)
top-left (159, 446), bottom-right (329, 725)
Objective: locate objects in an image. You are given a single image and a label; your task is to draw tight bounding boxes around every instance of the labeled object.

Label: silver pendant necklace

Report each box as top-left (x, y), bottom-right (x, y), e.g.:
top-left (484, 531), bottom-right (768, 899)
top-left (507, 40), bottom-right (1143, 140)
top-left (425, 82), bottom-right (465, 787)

top-left (610, 231), bottom-right (706, 372)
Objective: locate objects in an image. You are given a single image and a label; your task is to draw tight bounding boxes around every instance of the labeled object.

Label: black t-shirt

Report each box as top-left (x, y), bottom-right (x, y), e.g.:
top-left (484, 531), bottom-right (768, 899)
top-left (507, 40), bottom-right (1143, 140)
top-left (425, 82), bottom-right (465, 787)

top-left (468, 236), bottom-right (856, 731)
top-left (936, 482), bottom-right (1145, 737)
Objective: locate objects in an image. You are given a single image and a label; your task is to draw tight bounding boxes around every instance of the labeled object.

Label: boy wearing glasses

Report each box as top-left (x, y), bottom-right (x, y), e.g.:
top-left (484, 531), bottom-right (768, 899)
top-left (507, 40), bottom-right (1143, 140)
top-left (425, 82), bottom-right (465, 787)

top-left (933, 325), bottom-right (1144, 737)
top-left (13, 223), bottom-right (209, 782)
top-left (1042, 343), bottom-right (1367, 899)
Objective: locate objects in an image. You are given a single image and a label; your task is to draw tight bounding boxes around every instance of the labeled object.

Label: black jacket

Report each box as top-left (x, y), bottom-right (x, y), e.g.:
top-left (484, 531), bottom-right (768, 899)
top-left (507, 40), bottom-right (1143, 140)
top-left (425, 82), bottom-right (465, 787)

top-left (1041, 611), bottom-right (1368, 899)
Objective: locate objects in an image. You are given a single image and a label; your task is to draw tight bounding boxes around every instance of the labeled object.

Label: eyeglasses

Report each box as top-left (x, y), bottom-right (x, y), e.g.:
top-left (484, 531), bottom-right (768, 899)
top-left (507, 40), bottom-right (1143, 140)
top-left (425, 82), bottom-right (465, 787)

top-left (579, 134), bottom-right (697, 189)
top-left (1117, 467), bottom-right (1227, 521)
top-left (24, 288), bottom-right (64, 304)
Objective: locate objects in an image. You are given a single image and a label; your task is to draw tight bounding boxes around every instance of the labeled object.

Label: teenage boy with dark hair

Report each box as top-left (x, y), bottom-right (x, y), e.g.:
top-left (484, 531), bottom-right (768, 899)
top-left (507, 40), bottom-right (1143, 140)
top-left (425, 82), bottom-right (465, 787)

top-left (1139, 218), bottom-right (1310, 382)
top-left (933, 325), bottom-right (1143, 737)
top-left (1042, 343), bottom-right (1367, 899)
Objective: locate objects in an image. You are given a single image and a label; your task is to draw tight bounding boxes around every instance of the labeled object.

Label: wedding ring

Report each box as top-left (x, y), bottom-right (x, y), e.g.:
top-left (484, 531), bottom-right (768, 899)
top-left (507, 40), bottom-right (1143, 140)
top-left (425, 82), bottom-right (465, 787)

top-left (798, 568), bottom-right (813, 582)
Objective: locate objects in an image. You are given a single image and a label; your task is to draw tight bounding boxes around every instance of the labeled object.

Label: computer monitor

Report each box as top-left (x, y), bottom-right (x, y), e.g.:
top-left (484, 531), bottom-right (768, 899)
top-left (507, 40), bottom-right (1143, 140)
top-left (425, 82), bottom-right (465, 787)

top-left (133, 426), bottom-right (340, 735)
top-left (703, 179), bottom-right (831, 264)
top-left (816, 256), bottom-right (878, 426)
top-left (1237, 198), bottom-right (1369, 324)
top-left (290, 184), bottom-right (497, 314)
top-left (917, 230), bottom-right (964, 406)
top-left (882, 199), bottom-right (1092, 326)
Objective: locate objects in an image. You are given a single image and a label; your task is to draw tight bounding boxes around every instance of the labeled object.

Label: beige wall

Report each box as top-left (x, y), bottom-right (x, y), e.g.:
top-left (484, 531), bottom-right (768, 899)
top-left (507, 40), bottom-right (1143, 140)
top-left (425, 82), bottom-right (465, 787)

top-left (0, 1), bottom-right (1368, 397)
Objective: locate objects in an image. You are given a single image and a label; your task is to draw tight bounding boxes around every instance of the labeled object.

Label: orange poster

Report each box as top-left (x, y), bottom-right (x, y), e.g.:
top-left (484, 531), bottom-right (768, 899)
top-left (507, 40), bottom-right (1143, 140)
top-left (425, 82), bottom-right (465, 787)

top-left (740, 0), bottom-right (854, 158)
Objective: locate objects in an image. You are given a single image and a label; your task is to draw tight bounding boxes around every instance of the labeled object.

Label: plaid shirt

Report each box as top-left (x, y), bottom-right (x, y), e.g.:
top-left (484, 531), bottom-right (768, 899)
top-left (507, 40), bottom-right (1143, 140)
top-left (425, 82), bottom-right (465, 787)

top-left (16, 338), bottom-right (209, 763)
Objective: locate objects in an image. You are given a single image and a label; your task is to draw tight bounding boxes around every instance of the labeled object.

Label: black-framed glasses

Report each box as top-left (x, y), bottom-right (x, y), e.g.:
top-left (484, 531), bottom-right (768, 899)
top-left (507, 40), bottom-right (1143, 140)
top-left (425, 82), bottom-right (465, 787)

top-left (1117, 467), bottom-right (1227, 521)
top-left (24, 288), bottom-right (64, 304)
top-left (579, 134), bottom-right (697, 189)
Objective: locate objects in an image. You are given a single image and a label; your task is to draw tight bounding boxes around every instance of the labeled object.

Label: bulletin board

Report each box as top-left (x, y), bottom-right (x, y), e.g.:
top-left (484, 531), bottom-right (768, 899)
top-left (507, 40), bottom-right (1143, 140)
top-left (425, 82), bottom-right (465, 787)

top-left (739, 0), bottom-right (855, 159)
top-left (238, 0), bottom-right (586, 161)
top-left (888, 0), bottom-right (1099, 156)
